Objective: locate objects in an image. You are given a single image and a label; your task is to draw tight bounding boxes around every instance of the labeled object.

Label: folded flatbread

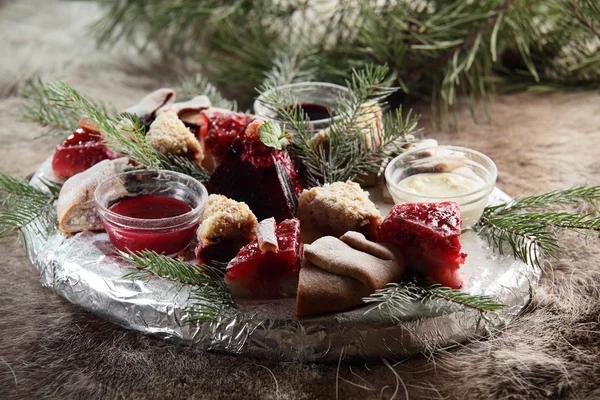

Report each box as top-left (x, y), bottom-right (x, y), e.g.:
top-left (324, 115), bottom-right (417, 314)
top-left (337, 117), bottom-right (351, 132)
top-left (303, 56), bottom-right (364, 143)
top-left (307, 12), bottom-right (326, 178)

top-left (296, 232), bottom-right (405, 317)
top-left (157, 95), bottom-right (211, 126)
top-left (56, 158), bottom-right (129, 233)
top-left (124, 88), bottom-right (176, 124)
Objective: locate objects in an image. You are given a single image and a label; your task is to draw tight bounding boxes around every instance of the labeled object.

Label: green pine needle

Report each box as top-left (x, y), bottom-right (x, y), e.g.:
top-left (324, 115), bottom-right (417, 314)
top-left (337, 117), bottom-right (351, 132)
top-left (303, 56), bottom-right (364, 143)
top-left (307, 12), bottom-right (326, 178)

top-left (41, 79), bottom-right (210, 181)
top-left (121, 250), bottom-right (237, 323)
top-left (475, 186), bottom-right (600, 267)
top-left (20, 77), bottom-right (115, 137)
top-left (177, 73), bottom-right (238, 111)
top-left (259, 63), bottom-right (420, 187)
top-left (0, 173), bottom-right (58, 243)
top-left (363, 281), bottom-right (505, 321)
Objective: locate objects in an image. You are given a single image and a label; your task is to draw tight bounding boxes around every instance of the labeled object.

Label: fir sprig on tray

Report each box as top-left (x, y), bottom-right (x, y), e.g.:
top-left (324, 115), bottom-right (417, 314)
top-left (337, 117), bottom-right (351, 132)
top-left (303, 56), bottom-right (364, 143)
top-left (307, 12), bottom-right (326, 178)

top-left (41, 79), bottom-right (210, 182)
top-left (0, 173), bottom-right (59, 247)
top-left (475, 186), bottom-right (600, 267)
top-left (121, 250), bottom-right (236, 323)
top-left (259, 64), bottom-right (420, 187)
top-left (363, 281), bottom-right (505, 321)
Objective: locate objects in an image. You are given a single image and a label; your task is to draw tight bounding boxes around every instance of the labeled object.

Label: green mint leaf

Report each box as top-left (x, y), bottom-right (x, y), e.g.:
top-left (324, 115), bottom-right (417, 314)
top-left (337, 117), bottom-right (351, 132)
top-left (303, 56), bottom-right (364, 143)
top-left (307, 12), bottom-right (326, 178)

top-left (258, 120), bottom-right (290, 150)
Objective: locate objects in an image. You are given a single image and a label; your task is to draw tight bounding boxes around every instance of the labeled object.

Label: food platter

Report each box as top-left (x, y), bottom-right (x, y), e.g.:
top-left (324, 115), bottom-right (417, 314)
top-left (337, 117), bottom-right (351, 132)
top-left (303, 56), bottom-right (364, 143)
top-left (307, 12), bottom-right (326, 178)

top-left (25, 158), bottom-right (540, 363)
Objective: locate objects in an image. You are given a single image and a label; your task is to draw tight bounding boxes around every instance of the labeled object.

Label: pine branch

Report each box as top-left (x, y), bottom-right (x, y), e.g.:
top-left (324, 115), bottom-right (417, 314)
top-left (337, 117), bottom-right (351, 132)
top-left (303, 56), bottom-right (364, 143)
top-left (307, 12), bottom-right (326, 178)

top-left (475, 186), bottom-right (600, 267)
top-left (20, 77), bottom-right (114, 137)
top-left (177, 73), bottom-right (238, 111)
top-left (43, 79), bottom-right (210, 181)
top-left (90, 0), bottom-right (600, 128)
top-left (568, 0), bottom-right (600, 38)
top-left (121, 250), bottom-right (236, 323)
top-left (259, 64), bottom-right (419, 187)
top-left (0, 173), bottom-right (57, 242)
top-left (405, 0), bottom-right (516, 82)
top-left (262, 47), bottom-right (318, 88)
top-left (485, 186), bottom-right (600, 214)
top-left (363, 281), bottom-right (504, 322)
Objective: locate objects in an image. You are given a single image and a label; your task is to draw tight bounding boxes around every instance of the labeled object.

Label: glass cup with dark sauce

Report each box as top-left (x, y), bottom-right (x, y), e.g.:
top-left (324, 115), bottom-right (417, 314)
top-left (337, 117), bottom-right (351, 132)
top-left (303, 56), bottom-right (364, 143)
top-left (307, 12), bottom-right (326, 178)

top-left (253, 82), bottom-right (351, 134)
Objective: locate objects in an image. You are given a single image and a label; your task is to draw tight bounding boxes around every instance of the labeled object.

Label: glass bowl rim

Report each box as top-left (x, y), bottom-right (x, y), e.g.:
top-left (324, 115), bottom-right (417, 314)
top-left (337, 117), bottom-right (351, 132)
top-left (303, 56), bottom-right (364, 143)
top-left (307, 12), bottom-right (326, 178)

top-left (253, 81), bottom-right (351, 125)
top-left (384, 145), bottom-right (498, 201)
top-left (94, 169), bottom-right (208, 230)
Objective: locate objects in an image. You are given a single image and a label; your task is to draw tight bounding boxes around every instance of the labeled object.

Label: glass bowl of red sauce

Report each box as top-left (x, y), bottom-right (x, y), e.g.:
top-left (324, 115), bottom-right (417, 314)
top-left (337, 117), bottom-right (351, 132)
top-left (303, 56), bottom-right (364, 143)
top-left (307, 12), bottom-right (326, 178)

top-left (253, 82), bottom-right (350, 134)
top-left (94, 170), bottom-right (208, 256)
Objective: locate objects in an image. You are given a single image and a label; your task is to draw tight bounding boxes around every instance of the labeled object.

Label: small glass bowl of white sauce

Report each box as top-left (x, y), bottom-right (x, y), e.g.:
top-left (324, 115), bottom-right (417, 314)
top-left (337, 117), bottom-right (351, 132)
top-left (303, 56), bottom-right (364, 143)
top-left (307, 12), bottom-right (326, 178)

top-left (385, 145), bottom-right (497, 228)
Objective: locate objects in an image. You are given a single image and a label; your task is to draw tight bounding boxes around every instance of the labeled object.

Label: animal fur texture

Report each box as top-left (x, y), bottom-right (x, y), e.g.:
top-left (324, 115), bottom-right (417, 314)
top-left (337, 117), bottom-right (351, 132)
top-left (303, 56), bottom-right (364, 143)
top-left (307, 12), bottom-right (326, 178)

top-left (1, 1), bottom-right (600, 399)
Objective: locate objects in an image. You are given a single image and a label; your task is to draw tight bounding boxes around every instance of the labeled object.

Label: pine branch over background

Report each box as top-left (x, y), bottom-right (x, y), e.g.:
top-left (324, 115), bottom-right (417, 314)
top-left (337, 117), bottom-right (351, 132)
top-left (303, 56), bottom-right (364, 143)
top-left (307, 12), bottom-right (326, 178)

top-left (177, 73), bottom-right (239, 111)
top-left (88, 0), bottom-right (600, 127)
top-left (475, 186), bottom-right (600, 267)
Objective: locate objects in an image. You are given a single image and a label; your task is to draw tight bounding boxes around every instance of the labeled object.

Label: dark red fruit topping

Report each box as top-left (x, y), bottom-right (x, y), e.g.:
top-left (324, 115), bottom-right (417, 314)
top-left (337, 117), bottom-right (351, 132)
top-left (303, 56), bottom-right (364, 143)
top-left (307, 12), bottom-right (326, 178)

top-left (200, 110), bottom-right (253, 162)
top-left (207, 120), bottom-right (303, 222)
top-left (377, 202), bottom-right (466, 289)
top-left (225, 219), bottom-right (302, 299)
top-left (52, 128), bottom-right (117, 181)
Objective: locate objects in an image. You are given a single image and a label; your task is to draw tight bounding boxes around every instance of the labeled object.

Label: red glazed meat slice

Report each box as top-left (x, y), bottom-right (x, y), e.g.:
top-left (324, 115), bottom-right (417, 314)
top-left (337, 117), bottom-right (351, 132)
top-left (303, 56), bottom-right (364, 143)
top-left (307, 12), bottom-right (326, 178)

top-left (225, 219), bottom-right (302, 299)
top-left (377, 202), bottom-right (466, 289)
top-left (52, 128), bottom-right (117, 181)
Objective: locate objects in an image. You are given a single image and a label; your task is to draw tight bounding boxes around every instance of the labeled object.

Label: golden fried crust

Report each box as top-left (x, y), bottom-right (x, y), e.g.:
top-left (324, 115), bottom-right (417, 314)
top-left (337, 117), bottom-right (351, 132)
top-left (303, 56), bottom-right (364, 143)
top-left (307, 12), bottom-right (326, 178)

top-left (297, 181), bottom-right (382, 242)
top-left (146, 110), bottom-right (204, 164)
top-left (196, 194), bottom-right (258, 248)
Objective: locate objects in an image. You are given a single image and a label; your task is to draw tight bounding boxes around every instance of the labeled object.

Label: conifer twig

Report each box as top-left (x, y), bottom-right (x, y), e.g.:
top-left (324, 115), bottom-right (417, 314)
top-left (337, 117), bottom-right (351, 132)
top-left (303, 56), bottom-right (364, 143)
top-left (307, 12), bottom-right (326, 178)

top-left (42, 79), bottom-right (210, 181)
top-left (363, 281), bottom-right (505, 321)
top-left (475, 186), bottom-right (600, 267)
top-left (121, 250), bottom-right (237, 323)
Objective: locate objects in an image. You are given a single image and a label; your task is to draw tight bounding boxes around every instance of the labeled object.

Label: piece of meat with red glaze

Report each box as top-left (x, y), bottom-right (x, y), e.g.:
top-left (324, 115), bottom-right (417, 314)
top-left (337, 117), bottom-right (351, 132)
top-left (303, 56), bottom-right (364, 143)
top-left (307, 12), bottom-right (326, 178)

top-left (377, 202), bottom-right (466, 289)
top-left (225, 218), bottom-right (302, 299)
top-left (52, 119), bottom-right (118, 181)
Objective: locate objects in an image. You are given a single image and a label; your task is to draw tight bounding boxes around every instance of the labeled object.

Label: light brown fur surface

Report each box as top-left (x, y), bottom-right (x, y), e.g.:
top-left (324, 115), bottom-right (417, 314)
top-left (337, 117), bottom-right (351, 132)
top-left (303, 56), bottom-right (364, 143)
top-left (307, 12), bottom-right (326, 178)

top-left (2, 1), bottom-right (600, 399)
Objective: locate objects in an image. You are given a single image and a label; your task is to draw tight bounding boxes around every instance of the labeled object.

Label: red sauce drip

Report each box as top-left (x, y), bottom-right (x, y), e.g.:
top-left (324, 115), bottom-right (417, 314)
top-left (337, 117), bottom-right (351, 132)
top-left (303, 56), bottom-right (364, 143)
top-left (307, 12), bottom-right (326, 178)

top-left (104, 195), bottom-right (197, 255)
top-left (109, 195), bottom-right (192, 219)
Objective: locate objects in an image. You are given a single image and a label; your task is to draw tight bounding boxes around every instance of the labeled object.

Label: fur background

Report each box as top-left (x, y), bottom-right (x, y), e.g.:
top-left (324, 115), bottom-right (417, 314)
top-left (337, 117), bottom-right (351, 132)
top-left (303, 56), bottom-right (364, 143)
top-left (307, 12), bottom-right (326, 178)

top-left (1, 1), bottom-right (600, 399)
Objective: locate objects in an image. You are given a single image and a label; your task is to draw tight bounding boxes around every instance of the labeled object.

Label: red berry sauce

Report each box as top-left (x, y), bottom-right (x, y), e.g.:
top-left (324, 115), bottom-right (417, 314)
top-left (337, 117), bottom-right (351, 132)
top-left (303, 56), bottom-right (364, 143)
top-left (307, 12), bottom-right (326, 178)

top-left (105, 195), bottom-right (197, 255)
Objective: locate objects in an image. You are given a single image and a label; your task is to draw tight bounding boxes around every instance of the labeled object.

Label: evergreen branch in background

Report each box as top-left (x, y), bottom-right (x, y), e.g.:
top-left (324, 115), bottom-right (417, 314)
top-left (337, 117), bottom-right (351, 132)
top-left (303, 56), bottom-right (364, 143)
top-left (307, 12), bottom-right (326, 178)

top-left (259, 64), bottom-right (419, 187)
top-left (41, 79), bottom-right (210, 181)
top-left (90, 0), bottom-right (600, 128)
top-left (177, 73), bottom-right (239, 111)
top-left (262, 47), bottom-right (319, 88)
top-left (363, 281), bottom-right (505, 321)
top-left (121, 250), bottom-right (237, 323)
top-left (0, 173), bottom-right (58, 246)
top-left (20, 78), bottom-right (114, 137)
top-left (475, 186), bottom-right (600, 267)
top-left (569, 0), bottom-right (600, 38)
